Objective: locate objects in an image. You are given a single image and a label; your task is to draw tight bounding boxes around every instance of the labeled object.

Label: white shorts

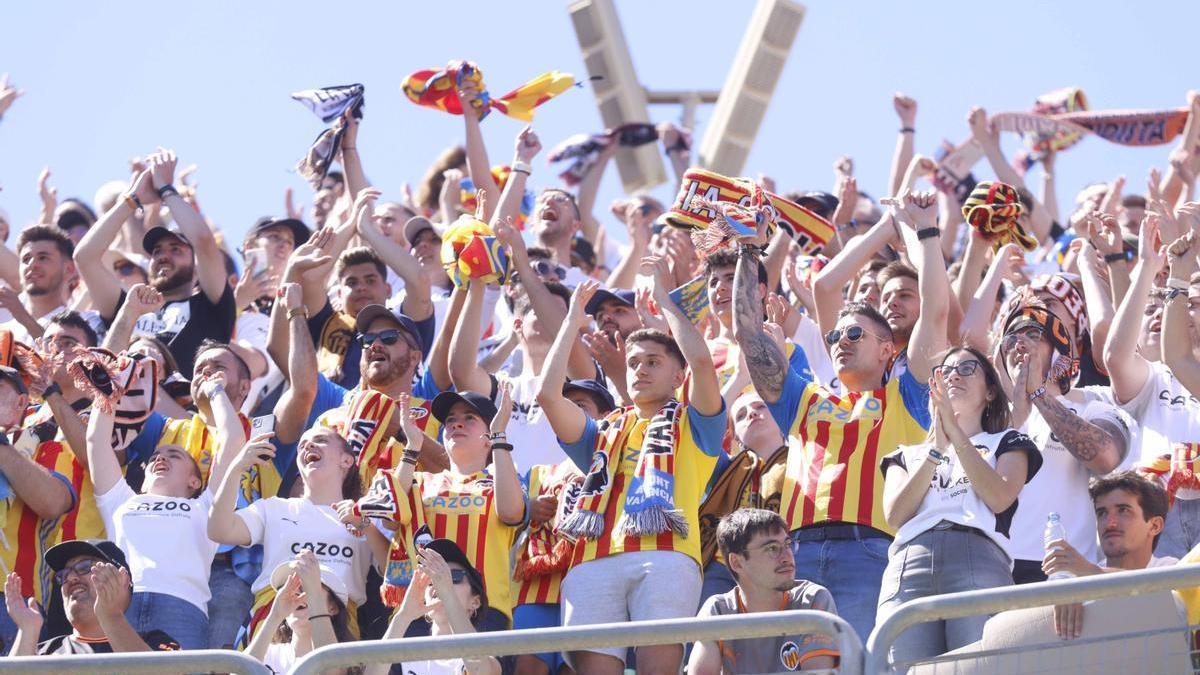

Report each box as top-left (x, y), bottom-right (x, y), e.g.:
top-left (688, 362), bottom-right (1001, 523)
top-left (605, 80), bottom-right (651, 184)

top-left (560, 550), bottom-right (702, 665)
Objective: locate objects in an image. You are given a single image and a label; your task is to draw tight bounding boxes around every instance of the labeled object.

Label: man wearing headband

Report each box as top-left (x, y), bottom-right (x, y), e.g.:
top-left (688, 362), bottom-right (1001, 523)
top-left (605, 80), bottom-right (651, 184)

top-left (998, 303), bottom-right (1129, 584)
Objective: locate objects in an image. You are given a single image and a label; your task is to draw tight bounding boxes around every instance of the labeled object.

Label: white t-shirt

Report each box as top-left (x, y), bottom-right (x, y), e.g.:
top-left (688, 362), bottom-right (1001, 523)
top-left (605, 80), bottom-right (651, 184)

top-left (882, 429), bottom-right (1041, 559)
top-left (94, 482), bottom-right (217, 614)
top-left (1119, 360), bottom-right (1200, 470)
top-left (236, 497), bottom-right (372, 605)
top-left (401, 657), bottom-right (469, 675)
top-left (1010, 390), bottom-right (1132, 563)
top-left (263, 640), bottom-right (297, 674)
top-left (494, 370), bottom-right (566, 471)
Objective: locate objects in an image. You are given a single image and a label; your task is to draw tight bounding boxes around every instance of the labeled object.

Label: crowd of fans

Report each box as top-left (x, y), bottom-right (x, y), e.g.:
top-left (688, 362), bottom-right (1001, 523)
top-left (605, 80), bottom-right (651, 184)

top-left (1, 66), bottom-right (1199, 675)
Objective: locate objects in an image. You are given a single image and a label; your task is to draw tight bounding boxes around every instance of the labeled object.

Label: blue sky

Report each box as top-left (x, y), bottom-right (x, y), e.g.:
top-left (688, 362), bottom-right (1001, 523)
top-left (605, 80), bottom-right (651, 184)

top-left (2, 1), bottom-right (1197, 254)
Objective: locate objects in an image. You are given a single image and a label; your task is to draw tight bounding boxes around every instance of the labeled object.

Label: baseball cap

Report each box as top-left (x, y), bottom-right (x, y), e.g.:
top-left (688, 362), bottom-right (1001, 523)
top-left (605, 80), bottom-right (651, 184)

top-left (403, 216), bottom-right (438, 245)
top-left (794, 191), bottom-right (839, 219)
top-left (142, 222), bottom-right (192, 254)
top-left (248, 217), bottom-right (311, 247)
top-left (269, 559), bottom-right (349, 605)
top-left (0, 365), bottom-right (27, 395)
top-left (354, 305), bottom-right (423, 349)
top-left (563, 379), bottom-right (616, 415)
top-left (45, 539), bottom-right (129, 573)
top-left (431, 391), bottom-right (498, 426)
top-left (102, 249), bottom-right (150, 274)
top-left (422, 538), bottom-right (486, 599)
top-left (570, 236), bottom-right (597, 269)
top-left (585, 288), bottom-right (636, 317)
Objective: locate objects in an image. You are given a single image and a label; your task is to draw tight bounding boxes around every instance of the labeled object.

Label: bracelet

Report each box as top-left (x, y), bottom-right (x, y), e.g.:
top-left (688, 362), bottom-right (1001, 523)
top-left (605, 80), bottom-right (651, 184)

top-left (1104, 252), bottom-right (1128, 264)
top-left (1028, 386), bottom-right (1047, 402)
top-left (926, 448), bottom-right (947, 464)
top-left (511, 160), bottom-right (532, 175)
top-left (401, 455), bottom-right (418, 466)
top-left (491, 442), bottom-right (514, 452)
top-left (1165, 287), bottom-right (1187, 303)
top-left (123, 193), bottom-right (142, 211)
top-left (307, 613), bottom-right (332, 621)
top-left (287, 308), bottom-right (308, 321)
top-left (42, 382), bottom-right (62, 399)
top-left (900, 127), bottom-right (915, 134)
top-left (916, 227), bottom-right (939, 241)
top-left (487, 431), bottom-right (507, 441)
top-left (402, 447), bottom-right (421, 461)
top-left (156, 184), bottom-right (179, 200)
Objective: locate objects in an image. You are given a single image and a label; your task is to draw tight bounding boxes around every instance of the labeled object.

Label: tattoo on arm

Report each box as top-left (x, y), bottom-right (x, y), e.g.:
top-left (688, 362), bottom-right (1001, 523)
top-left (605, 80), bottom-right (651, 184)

top-left (734, 247), bottom-right (787, 403)
top-left (1032, 395), bottom-right (1119, 466)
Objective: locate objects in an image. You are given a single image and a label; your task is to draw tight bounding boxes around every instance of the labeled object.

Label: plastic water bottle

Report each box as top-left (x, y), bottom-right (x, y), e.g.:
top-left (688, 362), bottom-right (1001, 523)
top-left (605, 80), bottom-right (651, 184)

top-left (1044, 512), bottom-right (1074, 580)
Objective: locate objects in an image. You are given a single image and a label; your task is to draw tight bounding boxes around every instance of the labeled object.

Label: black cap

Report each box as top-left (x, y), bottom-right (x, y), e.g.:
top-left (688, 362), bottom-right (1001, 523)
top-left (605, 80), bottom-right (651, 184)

top-left (45, 539), bottom-right (129, 573)
top-left (431, 391), bottom-right (498, 426)
top-left (570, 236), bottom-right (597, 268)
top-left (0, 365), bottom-right (27, 395)
top-left (794, 191), bottom-right (839, 220)
top-left (248, 217), bottom-right (311, 247)
top-left (354, 304), bottom-right (423, 349)
top-left (563, 379), bottom-right (616, 414)
top-left (423, 538), bottom-right (486, 599)
top-left (585, 288), bottom-right (636, 317)
top-left (141, 222), bottom-right (192, 254)
top-left (403, 216), bottom-right (437, 245)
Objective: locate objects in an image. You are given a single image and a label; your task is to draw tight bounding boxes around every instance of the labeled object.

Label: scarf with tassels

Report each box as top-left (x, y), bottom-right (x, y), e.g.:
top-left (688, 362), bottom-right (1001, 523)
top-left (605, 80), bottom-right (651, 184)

top-left (512, 463), bottom-right (581, 582)
top-left (1139, 442), bottom-right (1200, 507)
top-left (559, 400), bottom-right (687, 541)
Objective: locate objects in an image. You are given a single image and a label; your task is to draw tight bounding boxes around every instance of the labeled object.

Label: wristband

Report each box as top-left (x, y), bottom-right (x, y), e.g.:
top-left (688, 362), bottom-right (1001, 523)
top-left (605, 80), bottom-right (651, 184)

top-left (1028, 386), bottom-right (1047, 402)
top-left (307, 613), bottom-right (332, 621)
top-left (207, 383), bottom-right (226, 398)
top-left (491, 442), bottom-right (514, 452)
top-left (156, 184), bottom-right (179, 200)
top-left (511, 160), bottom-right (532, 175)
top-left (42, 382), bottom-right (62, 399)
top-left (926, 448), bottom-right (947, 464)
top-left (401, 455), bottom-right (418, 466)
top-left (287, 308), bottom-right (308, 321)
top-left (1165, 277), bottom-right (1190, 291)
top-left (1104, 252), bottom-right (1128, 264)
top-left (1165, 287), bottom-right (1187, 303)
top-left (123, 193), bottom-right (142, 211)
top-left (900, 127), bottom-right (915, 134)
top-left (487, 431), bottom-right (507, 441)
top-left (916, 227), bottom-right (940, 241)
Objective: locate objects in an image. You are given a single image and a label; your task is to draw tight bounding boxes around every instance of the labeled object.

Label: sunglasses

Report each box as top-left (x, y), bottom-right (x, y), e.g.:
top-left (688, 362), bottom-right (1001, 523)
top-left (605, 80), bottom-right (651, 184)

top-left (450, 569), bottom-right (469, 585)
top-left (824, 325), bottom-right (888, 346)
top-left (531, 260), bottom-right (567, 279)
top-left (933, 359), bottom-right (981, 380)
top-left (357, 329), bottom-right (412, 349)
top-left (1001, 326), bottom-right (1044, 352)
top-left (55, 559), bottom-right (98, 585)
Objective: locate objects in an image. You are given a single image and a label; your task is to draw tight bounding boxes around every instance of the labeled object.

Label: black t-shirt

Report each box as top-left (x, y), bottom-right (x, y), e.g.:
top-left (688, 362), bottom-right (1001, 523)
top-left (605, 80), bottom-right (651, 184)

top-left (37, 629), bottom-right (179, 654)
top-left (116, 284), bottom-right (236, 378)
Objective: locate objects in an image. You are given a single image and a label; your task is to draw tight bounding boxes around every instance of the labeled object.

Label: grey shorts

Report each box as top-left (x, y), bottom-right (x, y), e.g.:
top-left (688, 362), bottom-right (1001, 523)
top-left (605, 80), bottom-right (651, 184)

top-left (560, 550), bottom-right (702, 665)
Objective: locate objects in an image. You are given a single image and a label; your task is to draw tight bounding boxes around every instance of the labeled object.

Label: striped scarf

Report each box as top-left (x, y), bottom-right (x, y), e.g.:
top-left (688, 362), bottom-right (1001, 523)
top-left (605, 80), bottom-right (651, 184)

top-left (1139, 442), bottom-right (1200, 507)
top-left (513, 463), bottom-right (580, 581)
top-left (559, 400), bottom-right (687, 541)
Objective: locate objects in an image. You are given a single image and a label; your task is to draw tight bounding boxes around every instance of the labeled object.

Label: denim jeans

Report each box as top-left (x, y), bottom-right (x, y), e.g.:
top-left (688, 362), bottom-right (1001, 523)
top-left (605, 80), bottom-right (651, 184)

top-left (1156, 497), bottom-right (1200, 559)
top-left (207, 557), bottom-right (254, 649)
top-left (126, 591), bottom-right (208, 650)
top-left (876, 525), bottom-right (1013, 667)
top-left (789, 532), bottom-right (891, 641)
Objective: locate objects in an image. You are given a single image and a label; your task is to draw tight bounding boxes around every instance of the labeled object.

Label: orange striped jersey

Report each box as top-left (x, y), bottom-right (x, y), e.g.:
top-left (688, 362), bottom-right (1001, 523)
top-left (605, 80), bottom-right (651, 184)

top-left (1, 429), bottom-right (77, 604)
top-left (558, 403), bottom-right (727, 567)
top-left (766, 368), bottom-right (930, 534)
top-left (380, 470), bottom-right (519, 618)
top-left (512, 463), bottom-right (581, 606)
top-left (316, 394), bottom-right (441, 491)
top-left (1139, 441), bottom-right (1200, 504)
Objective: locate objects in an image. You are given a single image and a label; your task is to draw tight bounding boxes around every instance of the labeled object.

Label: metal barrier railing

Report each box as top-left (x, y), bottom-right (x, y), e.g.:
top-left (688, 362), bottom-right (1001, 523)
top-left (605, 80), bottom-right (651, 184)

top-left (0, 647), bottom-right (271, 674)
top-left (864, 562), bottom-right (1200, 674)
top-left (291, 609), bottom-right (863, 675)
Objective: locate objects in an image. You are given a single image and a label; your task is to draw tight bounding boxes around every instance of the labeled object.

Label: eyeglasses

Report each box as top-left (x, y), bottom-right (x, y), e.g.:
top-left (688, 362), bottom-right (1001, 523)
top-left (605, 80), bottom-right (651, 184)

top-left (1001, 326), bottom-right (1044, 352)
top-left (933, 360), bottom-right (982, 381)
top-left (114, 262), bottom-right (141, 276)
top-left (824, 325), bottom-right (888, 346)
top-left (450, 569), bottom-right (469, 585)
top-left (742, 540), bottom-right (793, 560)
top-left (531, 260), bottom-right (567, 279)
top-left (55, 559), bottom-right (98, 585)
top-left (358, 329), bottom-right (413, 349)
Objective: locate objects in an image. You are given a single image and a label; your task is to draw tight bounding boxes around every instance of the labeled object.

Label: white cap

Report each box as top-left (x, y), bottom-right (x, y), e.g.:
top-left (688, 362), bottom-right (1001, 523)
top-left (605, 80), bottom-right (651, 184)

top-left (269, 559), bottom-right (348, 605)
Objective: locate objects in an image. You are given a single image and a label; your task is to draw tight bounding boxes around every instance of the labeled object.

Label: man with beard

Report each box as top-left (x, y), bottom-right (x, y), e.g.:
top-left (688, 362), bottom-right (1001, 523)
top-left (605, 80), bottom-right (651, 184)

top-left (75, 149), bottom-right (233, 378)
top-left (4, 539), bottom-right (178, 655)
top-left (1, 226), bottom-right (98, 343)
top-left (688, 509), bottom-right (838, 675)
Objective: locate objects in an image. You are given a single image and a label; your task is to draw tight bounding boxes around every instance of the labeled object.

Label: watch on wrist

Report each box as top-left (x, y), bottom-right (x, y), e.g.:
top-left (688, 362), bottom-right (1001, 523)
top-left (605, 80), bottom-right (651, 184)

top-left (287, 307), bottom-right (308, 321)
top-left (926, 448), bottom-right (947, 464)
top-left (157, 184), bottom-right (180, 199)
top-left (1104, 251), bottom-right (1128, 264)
top-left (511, 160), bottom-right (532, 175)
top-left (1028, 386), bottom-right (1047, 402)
top-left (916, 227), bottom-right (940, 241)
top-left (42, 382), bottom-right (62, 399)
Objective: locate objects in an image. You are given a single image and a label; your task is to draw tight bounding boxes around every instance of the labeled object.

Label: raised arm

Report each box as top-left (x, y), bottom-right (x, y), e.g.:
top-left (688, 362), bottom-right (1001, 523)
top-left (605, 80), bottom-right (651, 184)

top-left (575, 141), bottom-right (617, 246)
top-left (353, 188), bottom-right (433, 321)
top-left (207, 432), bottom-right (274, 547)
top-left (489, 383), bottom-right (526, 525)
top-left (812, 213), bottom-right (896, 335)
top-left (659, 122), bottom-right (690, 186)
top-left (147, 149), bottom-right (227, 303)
top-left (644, 256), bottom-right (721, 416)
top-left (605, 202), bottom-right (654, 290)
top-left (84, 404), bottom-right (122, 496)
top-left (273, 283), bottom-right (319, 445)
top-left (458, 81), bottom-right (499, 221)
top-left (102, 284), bottom-right (164, 353)
top-left (967, 107), bottom-right (1053, 243)
top-left (1104, 215), bottom-right (1162, 404)
top-left (338, 109), bottom-right (367, 201)
top-left (1163, 229), bottom-right (1200, 397)
top-left (74, 170), bottom-right (157, 319)
top-left (426, 287), bottom-right (466, 393)
top-left (281, 227), bottom-right (336, 321)
top-left (732, 245), bottom-right (789, 404)
top-left (1040, 148), bottom-right (1060, 225)
top-left (535, 281), bottom-right (598, 447)
top-left (888, 94), bottom-right (918, 198)
top-left (891, 191), bottom-right (950, 382)
top-left (951, 229), bottom-right (990, 313)
top-left (447, 282), bottom-right (494, 394)
top-left (203, 374), bottom-right (247, 493)
top-left (489, 126), bottom-right (539, 233)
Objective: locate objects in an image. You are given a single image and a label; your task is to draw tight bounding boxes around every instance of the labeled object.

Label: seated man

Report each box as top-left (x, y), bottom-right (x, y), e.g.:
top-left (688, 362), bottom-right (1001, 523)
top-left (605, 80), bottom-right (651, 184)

top-left (1043, 471), bottom-right (1172, 639)
top-left (5, 539), bottom-right (179, 655)
top-left (688, 508), bottom-right (838, 675)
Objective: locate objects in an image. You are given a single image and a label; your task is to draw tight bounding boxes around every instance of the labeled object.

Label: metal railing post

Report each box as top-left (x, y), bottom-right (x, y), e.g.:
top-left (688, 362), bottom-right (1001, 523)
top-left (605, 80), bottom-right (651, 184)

top-left (292, 609), bottom-right (862, 675)
top-left (864, 563), bottom-right (1200, 674)
top-left (0, 648), bottom-right (271, 674)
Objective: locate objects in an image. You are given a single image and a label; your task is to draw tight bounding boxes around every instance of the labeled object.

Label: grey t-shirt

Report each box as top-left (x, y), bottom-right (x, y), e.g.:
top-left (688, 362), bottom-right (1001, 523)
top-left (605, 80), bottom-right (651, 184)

top-left (698, 581), bottom-right (839, 673)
